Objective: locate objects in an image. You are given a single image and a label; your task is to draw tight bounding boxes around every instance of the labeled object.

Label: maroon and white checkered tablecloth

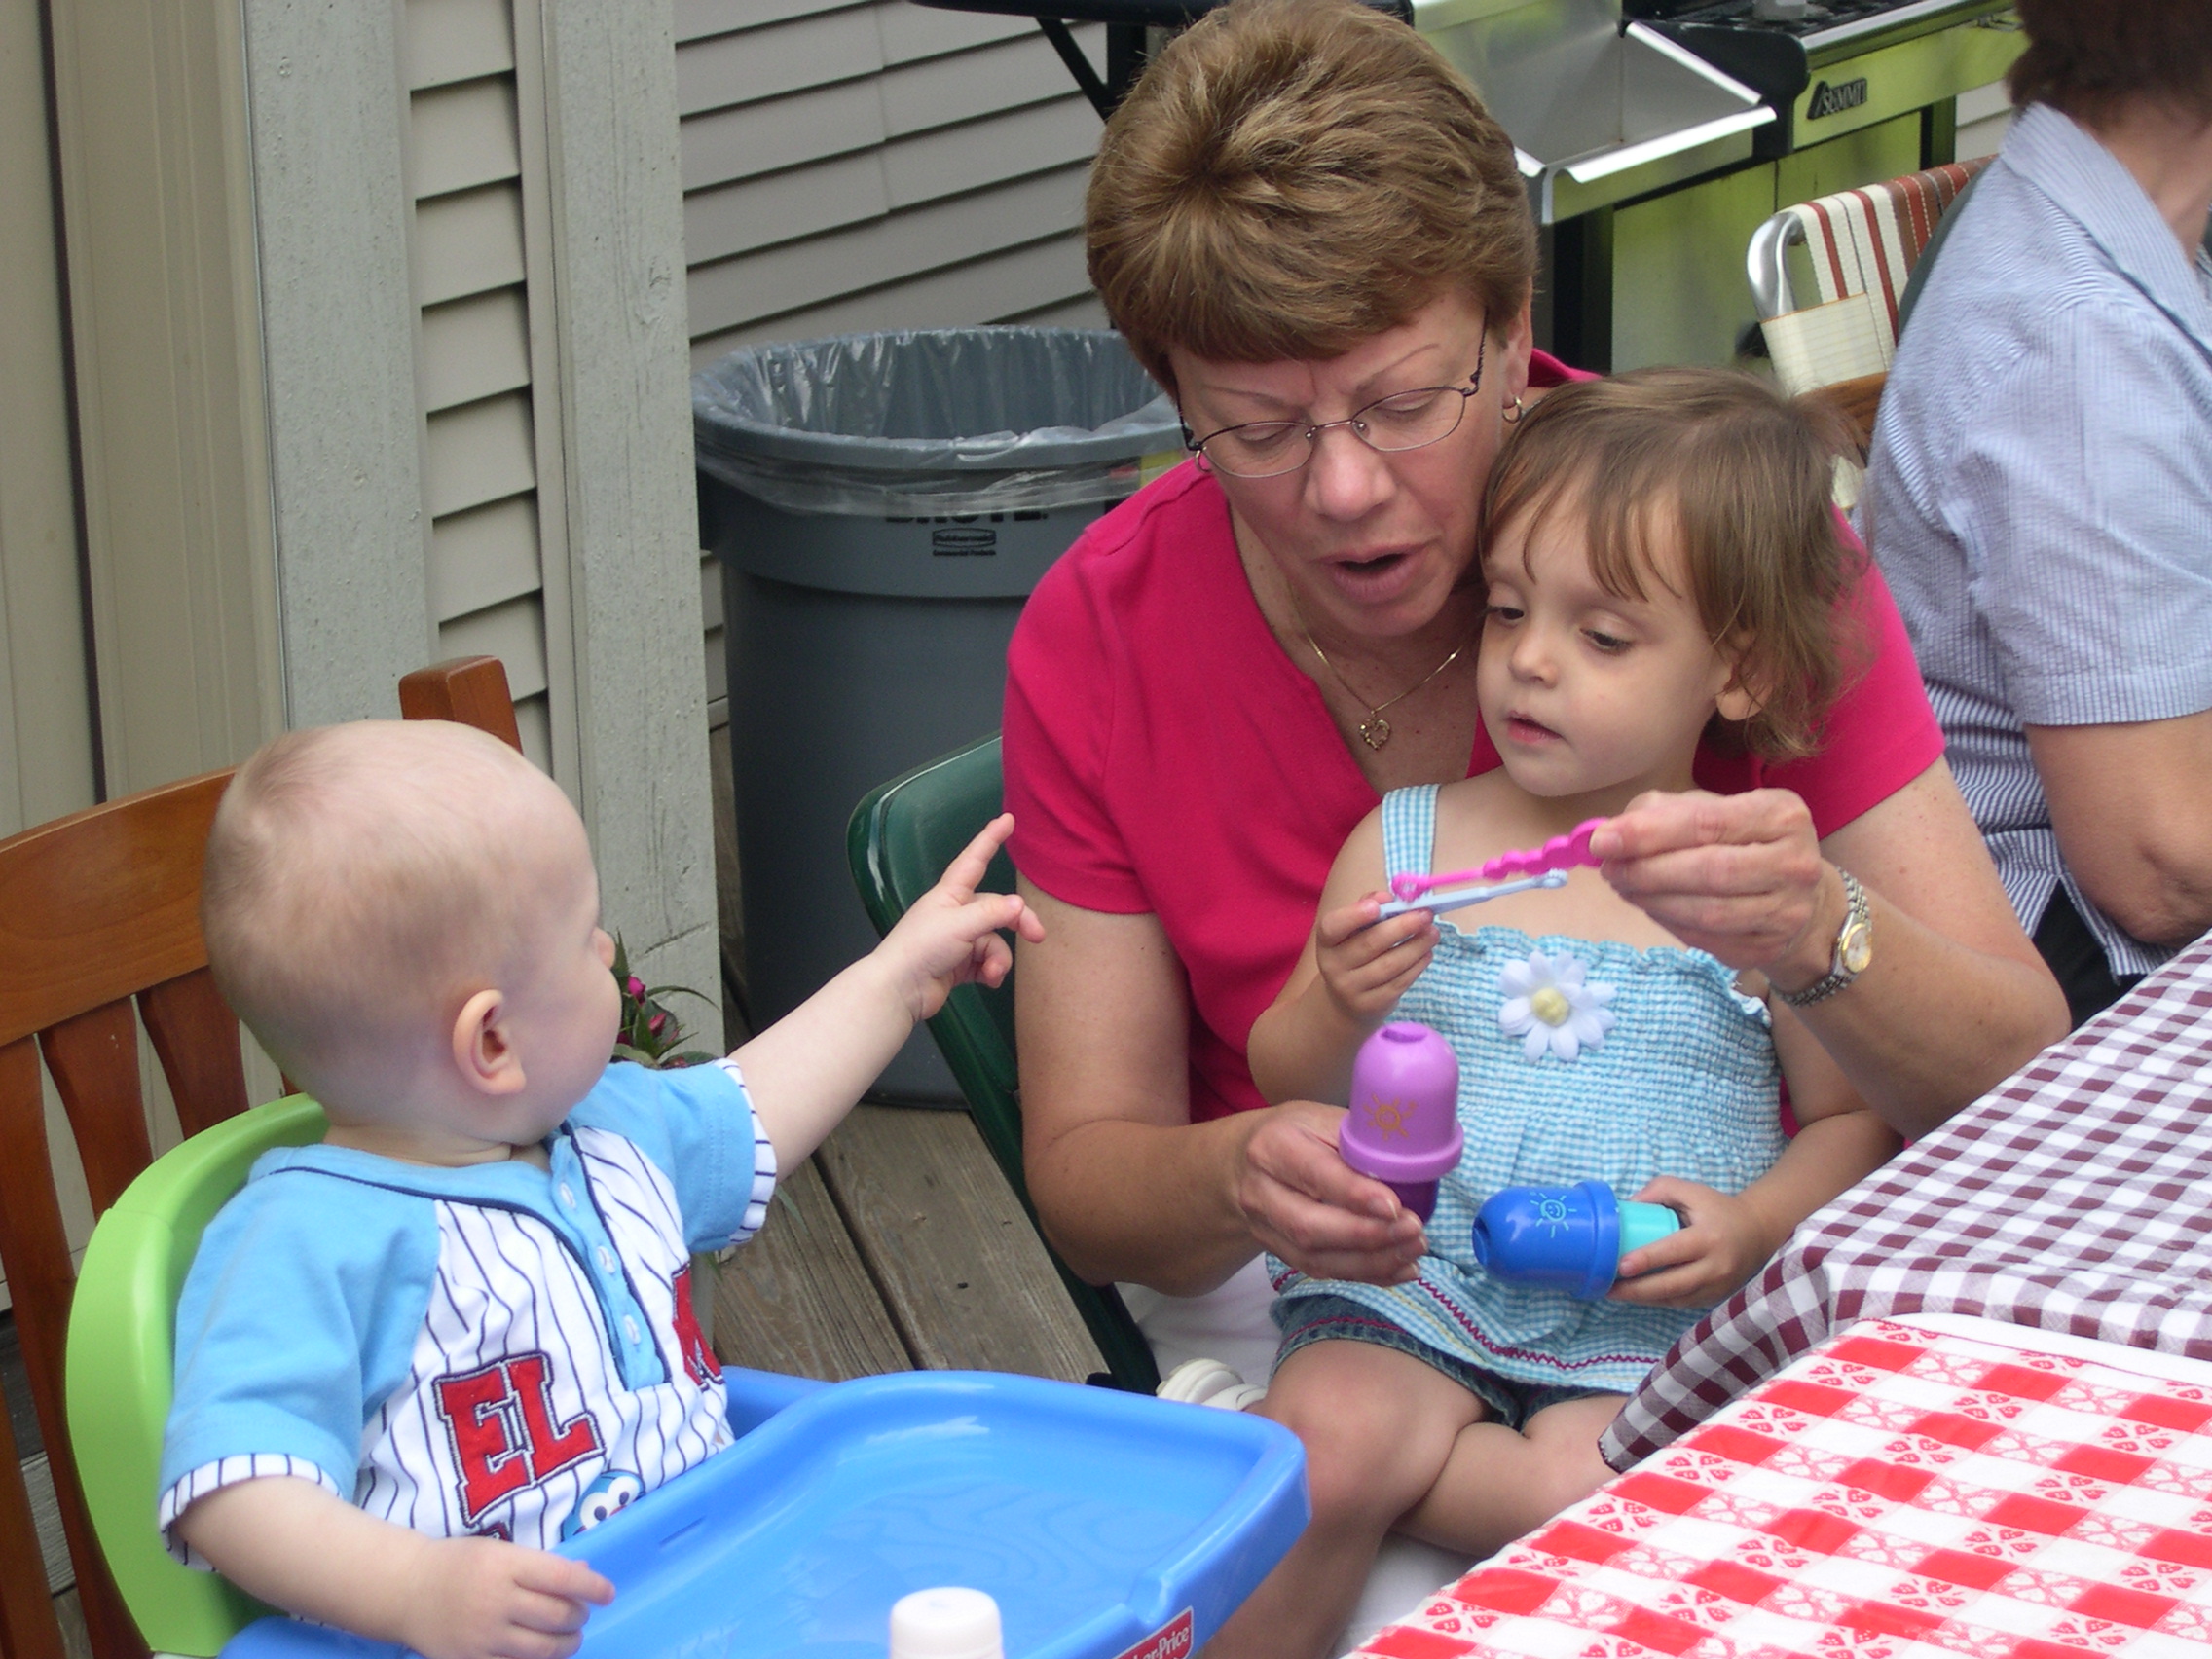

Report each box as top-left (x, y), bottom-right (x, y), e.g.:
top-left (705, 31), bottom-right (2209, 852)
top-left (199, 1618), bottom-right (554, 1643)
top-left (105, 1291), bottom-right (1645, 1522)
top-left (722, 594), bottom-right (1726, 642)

top-left (1602, 932), bottom-right (2212, 1472)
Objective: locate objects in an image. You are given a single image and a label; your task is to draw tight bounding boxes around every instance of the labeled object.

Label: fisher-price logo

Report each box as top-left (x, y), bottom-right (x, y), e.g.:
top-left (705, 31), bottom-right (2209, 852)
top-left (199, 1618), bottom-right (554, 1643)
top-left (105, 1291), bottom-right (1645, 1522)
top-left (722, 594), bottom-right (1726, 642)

top-left (1112, 1609), bottom-right (1195, 1659)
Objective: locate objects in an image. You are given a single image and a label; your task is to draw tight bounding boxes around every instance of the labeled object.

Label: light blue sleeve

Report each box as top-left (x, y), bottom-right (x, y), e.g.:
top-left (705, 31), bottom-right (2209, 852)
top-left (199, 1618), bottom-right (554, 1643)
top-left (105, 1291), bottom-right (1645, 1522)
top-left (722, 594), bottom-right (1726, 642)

top-left (160, 1164), bottom-right (440, 1529)
top-left (569, 1060), bottom-right (777, 1252)
top-left (1954, 298), bottom-right (2212, 727)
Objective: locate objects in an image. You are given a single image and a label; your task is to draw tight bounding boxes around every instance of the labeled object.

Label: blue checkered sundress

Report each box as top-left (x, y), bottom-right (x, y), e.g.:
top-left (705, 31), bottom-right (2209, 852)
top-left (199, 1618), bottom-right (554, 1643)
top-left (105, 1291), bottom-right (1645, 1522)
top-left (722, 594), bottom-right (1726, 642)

top-left (1269, 785), bottom-right (1788, 1395)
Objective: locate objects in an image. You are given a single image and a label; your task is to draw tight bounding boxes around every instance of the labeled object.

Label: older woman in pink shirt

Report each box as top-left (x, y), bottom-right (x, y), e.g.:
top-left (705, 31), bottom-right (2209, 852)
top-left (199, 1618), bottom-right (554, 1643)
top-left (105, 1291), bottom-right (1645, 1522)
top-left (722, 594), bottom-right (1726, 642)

top-left (1003, 2), bottom-right (2067, 1647)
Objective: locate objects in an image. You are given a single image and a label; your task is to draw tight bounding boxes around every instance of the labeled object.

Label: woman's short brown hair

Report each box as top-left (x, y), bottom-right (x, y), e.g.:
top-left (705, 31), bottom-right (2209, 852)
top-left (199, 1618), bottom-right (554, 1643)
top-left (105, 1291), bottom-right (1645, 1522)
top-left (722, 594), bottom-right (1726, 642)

top-left (2009, 0), bottom-right (2212, 127)
top-left (1481, 369), bottom-right (1863, 763)
top-left (1086, 0), bottom-right (1536, 392)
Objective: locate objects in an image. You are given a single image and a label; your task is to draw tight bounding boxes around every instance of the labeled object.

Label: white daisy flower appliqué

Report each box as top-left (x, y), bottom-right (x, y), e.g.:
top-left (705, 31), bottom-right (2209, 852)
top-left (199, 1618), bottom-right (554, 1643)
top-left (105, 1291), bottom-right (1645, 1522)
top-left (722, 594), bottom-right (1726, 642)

top-left (1498, 949), bottom-right (1615, 1062)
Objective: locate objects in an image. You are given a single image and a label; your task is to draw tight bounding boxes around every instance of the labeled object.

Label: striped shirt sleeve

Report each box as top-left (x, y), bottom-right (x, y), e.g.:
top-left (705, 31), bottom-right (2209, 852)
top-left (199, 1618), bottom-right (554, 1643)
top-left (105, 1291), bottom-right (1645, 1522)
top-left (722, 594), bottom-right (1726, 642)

top-left (159, 1174), bottom-right (441, 1567)
top-left (1957, 298), bottom-right (2212, 728)
top-left (571, 1060), bottom-right (777, 1250)
top-left (713, 1057), bottom-right (777, 1245)
top-left (159, 1455), bottom-right (346, 1567)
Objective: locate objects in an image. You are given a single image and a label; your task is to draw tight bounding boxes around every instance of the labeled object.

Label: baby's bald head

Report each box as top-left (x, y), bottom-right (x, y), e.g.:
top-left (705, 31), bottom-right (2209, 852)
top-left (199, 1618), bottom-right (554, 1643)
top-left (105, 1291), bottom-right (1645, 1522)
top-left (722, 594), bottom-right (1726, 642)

top-left (203, 721), bottom-right (588, 1088)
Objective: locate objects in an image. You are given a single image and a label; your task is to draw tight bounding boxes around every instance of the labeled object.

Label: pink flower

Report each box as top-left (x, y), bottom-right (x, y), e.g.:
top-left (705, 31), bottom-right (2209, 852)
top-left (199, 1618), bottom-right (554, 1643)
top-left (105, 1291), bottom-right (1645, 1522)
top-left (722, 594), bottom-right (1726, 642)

top-left (648, 1012), bottom-right (669, 1036)
top-left (626, 976), bottom-right (646, 1001)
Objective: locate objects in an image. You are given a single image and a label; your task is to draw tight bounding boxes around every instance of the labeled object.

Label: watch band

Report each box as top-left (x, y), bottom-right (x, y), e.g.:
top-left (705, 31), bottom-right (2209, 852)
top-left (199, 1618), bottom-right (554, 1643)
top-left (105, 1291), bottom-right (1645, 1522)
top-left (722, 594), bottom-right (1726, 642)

top-left (1778, 868), bottom-right (1871, 1009)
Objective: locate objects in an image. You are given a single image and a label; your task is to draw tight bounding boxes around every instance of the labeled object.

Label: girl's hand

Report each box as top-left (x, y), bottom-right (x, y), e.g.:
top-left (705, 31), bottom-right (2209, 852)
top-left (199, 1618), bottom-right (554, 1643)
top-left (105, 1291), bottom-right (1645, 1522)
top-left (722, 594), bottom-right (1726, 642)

top-left (1314, 894), bottom-right (1438, 1030)
top-left (1604, 1177), bottom-right (1786, 1309)
top-left (1590, 790), bottom-right (1839, 988)
top-left (878, 814), bottom-right (1048, 1021)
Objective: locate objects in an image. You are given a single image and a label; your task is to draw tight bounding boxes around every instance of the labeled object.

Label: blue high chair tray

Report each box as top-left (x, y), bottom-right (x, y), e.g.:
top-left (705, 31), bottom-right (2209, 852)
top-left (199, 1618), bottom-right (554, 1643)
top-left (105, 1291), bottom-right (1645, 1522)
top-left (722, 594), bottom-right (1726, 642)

top-left (221, 1370), bottom-right (1307, 1659)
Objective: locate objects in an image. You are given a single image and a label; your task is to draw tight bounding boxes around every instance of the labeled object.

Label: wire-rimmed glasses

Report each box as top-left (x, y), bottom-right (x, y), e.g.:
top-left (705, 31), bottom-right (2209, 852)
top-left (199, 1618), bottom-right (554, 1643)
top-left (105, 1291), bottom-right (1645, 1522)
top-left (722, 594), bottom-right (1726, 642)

top-left (1182, 327), bottom-right (1490, 479)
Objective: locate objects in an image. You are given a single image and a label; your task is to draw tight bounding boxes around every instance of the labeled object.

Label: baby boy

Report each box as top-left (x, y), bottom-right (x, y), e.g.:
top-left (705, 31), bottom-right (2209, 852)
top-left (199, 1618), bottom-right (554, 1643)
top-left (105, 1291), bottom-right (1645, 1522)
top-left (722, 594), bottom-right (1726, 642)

top-left (160, 719), bottom-right (1040, 1659)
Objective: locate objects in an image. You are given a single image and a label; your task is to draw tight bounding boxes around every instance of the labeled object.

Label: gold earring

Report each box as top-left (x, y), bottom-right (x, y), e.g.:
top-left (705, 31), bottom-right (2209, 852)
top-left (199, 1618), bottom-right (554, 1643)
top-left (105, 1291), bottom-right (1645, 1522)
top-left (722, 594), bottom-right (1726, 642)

top-left (1502, 395), bottom-right (1526, 425)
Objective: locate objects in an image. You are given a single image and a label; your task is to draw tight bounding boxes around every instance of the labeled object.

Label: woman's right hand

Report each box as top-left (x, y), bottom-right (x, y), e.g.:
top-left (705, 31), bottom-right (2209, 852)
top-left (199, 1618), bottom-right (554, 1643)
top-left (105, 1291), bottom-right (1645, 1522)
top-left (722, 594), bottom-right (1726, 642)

top-left (1234, 1102), bottom-right (1428, 1285)
top-left (1590, 788), bottom-right (1830, 979)
top-left (1315, 894), bottom-right (1438, 1030)
top-left (1018, 884), bottom-right (1425, 1295)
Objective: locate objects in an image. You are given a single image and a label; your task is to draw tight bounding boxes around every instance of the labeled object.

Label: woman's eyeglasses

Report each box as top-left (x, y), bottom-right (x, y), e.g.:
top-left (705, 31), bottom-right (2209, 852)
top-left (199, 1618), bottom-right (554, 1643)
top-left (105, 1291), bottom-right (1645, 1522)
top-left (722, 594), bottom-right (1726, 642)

top-left (1182, 329), bottom-right (1490, 480)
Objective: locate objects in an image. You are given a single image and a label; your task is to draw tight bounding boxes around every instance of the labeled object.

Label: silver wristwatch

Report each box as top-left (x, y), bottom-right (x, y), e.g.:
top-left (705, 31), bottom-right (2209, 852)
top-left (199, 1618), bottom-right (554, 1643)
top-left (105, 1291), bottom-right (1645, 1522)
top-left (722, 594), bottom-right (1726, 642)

top-left (1778, 868), bottom-right (1873, 1008)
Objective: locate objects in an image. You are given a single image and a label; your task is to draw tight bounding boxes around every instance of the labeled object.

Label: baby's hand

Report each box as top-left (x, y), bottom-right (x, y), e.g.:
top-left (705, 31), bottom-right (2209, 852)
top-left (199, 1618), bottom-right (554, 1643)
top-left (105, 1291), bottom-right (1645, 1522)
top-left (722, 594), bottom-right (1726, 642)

top-left (1315, 894), bottom-right (1437, 1029)
top-left (1604, 1178), bottom-right (1784, 1309)
top-left (402, 1534), bottom-right (613, 1659)
top-left (876, 813), bottom-right (1046, 1022)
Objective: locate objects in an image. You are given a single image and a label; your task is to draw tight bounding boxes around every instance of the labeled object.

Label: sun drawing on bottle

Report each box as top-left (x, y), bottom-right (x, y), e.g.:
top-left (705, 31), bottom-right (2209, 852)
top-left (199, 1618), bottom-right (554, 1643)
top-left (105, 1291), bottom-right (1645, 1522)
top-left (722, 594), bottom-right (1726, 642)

top-left (1361, 1096), bottom-right (1416, 1141)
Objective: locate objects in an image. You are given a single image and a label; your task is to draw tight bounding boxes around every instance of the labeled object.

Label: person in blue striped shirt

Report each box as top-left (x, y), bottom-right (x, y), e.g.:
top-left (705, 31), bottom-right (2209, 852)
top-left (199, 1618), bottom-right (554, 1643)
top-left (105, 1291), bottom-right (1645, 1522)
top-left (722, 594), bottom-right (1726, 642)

top-left (1865, 0), bottom-right (2212, 1026)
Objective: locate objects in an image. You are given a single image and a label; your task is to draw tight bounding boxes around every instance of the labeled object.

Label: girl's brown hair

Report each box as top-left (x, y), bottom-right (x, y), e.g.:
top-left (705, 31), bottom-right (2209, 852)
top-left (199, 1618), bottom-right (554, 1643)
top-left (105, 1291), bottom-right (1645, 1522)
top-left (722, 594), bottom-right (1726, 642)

top-left (1481, 368), bottom-right (1863, 762)
top-left (1085, 0), bottom-right (1536, 393)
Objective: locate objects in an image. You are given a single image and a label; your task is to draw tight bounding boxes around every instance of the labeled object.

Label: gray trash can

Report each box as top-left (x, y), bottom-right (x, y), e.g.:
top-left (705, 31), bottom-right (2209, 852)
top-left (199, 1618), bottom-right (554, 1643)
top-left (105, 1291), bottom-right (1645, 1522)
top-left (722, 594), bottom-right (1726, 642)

top-left (695, 327), bottom-right (1178, 1103)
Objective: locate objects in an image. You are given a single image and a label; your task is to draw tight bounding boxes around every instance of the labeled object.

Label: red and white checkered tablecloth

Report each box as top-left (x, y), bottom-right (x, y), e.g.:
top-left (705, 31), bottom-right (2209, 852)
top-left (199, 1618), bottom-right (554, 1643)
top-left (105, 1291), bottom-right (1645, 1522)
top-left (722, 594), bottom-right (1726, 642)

top-left (1601, 932), bottom-right (2212, 1473)
top-left (1358, 1319), bottom-right (2212, 1659)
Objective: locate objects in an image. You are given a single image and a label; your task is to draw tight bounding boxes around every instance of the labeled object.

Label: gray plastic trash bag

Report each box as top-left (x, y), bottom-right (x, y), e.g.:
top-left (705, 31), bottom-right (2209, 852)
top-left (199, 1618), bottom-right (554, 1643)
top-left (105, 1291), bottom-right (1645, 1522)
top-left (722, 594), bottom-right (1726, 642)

top-left (692, 327), bottom-right (1180, 518)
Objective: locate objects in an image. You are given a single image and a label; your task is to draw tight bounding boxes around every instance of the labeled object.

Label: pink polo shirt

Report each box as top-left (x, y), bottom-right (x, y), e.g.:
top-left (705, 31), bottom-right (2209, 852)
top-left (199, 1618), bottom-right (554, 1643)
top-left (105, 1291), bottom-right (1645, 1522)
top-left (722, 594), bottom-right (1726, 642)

top-left (1004, 354), bottom-right (1943, 1124)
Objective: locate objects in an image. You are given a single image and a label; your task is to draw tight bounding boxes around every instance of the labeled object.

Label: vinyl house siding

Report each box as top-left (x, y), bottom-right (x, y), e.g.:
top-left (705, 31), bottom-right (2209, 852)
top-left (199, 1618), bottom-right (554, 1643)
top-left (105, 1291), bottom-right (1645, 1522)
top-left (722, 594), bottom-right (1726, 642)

top-left (407, 0), bottom-right (575, 776)
top-left (675, 0), bottom-right (1112, 719)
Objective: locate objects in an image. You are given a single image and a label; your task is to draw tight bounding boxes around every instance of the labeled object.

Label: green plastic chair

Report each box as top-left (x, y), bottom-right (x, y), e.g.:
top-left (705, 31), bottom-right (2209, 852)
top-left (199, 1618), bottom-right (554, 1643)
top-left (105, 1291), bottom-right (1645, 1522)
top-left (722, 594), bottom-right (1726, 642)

top-left (846, 734), bottom-right (1160, 1394)
top-left (65, 1092), bottom-right (328, 1656)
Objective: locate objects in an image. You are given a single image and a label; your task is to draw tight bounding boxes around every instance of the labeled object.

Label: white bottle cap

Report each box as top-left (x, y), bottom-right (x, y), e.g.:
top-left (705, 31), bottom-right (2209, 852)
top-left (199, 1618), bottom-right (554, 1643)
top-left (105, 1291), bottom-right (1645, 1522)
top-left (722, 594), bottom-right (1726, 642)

top-left (889, 1586), bottom-right (1003, 1659)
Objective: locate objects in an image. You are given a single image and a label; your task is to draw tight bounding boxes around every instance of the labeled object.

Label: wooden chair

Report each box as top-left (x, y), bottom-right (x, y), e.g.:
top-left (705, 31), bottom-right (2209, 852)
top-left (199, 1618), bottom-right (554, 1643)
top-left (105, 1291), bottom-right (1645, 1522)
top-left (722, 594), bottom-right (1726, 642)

top-left (0, 656), bottom-right (520, 1659)
top-left (1747, 157), bottom-right (1989, 461)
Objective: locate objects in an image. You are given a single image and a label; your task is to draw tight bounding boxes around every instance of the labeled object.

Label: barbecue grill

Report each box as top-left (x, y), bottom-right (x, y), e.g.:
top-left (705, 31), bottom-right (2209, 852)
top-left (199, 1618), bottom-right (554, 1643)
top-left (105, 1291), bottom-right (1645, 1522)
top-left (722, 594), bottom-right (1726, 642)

top-left (1413, 0), bottom-right (2023, 368)
top-left (915, 0), bottom-right (2025, 373)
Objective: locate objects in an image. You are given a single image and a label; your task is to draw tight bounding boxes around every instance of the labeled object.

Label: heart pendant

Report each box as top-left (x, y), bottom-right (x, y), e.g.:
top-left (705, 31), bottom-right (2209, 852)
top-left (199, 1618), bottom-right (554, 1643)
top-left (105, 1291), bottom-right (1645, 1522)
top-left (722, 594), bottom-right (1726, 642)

top-left (1358, 716), bottom-right (1390, 749)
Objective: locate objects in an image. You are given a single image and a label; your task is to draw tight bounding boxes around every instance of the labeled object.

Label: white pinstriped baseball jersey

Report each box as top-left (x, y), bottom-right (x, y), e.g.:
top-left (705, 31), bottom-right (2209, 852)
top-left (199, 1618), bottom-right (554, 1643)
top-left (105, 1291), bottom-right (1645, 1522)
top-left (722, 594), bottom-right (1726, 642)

top-left (160, 1058), bottom-right (775, 1556)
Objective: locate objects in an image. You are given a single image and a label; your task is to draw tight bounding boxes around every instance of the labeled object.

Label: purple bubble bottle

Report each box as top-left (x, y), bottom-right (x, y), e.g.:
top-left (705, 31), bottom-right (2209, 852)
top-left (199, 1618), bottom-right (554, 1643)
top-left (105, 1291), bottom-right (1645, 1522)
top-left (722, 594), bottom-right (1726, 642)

top-left (1338, 1022), bottom-right (1463, 1221)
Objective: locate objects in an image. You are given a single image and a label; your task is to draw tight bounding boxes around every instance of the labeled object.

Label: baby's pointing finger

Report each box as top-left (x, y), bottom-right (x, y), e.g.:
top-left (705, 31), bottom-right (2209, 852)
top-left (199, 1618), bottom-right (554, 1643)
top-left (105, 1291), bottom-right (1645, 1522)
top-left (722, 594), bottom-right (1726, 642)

top-left (940, 812), bottom-right (1017, 895)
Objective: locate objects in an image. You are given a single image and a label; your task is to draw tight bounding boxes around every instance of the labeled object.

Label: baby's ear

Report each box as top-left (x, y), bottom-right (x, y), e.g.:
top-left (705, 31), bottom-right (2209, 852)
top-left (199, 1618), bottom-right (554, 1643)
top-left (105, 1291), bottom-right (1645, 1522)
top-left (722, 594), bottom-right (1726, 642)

top-left (452, 988), bottom-right (526, 1096)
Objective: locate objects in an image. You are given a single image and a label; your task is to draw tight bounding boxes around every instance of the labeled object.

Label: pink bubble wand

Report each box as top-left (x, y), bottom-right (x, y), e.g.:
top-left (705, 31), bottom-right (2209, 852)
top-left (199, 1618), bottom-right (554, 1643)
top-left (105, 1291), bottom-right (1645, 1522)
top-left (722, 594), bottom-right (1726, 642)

top-left (1376, 817), bottom-right (1606, 920)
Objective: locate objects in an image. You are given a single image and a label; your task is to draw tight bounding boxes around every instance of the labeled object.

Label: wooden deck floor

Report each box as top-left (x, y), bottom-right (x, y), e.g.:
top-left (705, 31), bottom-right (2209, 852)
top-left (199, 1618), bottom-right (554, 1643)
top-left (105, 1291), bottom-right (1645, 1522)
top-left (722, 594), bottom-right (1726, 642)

top-left (709, 1102), bottom-right (1107, 1384)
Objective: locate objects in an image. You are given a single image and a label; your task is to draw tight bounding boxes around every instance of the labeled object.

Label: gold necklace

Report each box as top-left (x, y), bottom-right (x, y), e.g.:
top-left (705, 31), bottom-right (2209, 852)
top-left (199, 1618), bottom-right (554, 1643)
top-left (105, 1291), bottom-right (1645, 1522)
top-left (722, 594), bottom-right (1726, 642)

top-left (1297, 623), bottom-right (1465, 751)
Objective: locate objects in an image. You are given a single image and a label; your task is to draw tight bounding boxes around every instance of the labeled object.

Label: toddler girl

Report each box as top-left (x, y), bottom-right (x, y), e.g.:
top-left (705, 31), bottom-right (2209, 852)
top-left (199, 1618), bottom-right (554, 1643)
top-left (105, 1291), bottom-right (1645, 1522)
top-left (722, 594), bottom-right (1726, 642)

top-left (1235, 367), bottom-right (1901, 1658)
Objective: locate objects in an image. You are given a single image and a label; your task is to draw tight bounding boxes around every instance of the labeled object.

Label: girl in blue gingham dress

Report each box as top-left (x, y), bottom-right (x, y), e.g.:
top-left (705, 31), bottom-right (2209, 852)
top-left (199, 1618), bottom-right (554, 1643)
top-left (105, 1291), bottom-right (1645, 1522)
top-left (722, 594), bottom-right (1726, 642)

top-left (1238, 371), bottom-right (1902, 1604)
top-left (1271, 781), bottom-right (1788, 1406)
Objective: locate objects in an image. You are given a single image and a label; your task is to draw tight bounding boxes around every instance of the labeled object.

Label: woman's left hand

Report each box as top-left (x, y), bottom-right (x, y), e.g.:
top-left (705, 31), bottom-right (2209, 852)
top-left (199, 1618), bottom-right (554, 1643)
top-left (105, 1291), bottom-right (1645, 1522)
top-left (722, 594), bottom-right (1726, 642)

top-left (1589, 789), bottom-right (1839, 989)
top-left (1605, 1177), bottom-right (1783, 1309)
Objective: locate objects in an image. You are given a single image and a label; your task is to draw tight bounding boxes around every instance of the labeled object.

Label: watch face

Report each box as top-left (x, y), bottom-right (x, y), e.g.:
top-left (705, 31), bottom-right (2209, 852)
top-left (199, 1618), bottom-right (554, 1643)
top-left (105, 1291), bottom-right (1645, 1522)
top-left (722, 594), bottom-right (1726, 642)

top-left (1840, 923), bottom-right (1873, 976)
